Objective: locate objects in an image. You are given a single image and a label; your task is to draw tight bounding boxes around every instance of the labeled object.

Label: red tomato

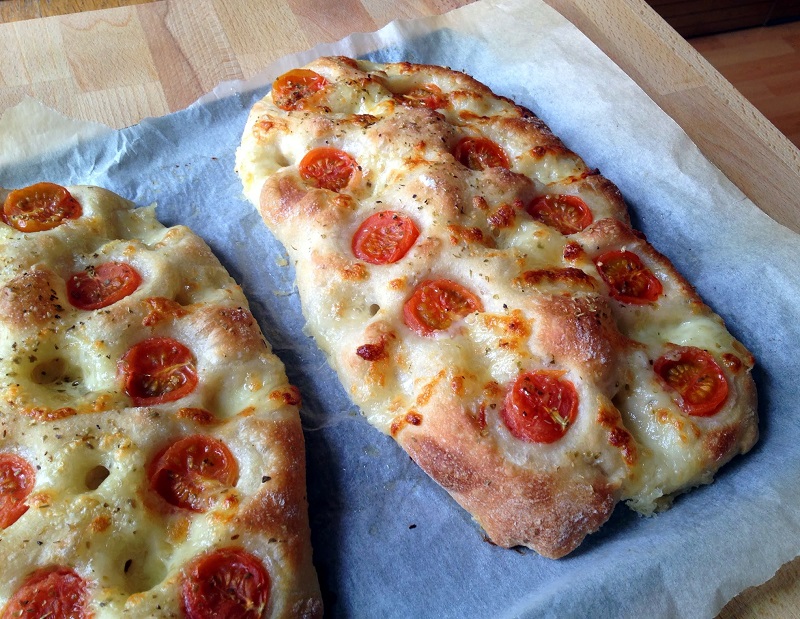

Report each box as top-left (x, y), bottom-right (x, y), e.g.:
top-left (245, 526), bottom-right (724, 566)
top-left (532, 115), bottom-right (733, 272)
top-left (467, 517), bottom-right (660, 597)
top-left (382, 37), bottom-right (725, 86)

top-left (0, 453), bottom-right (35, 529)
top-left (403, 279), bottom-right (483, 337)
top-left (120, 338), bottom-right (198, 405)
top-left (2, 566), bottom-right (88, 619)
top-left (299, 147), bottom-right (358, 192)
top-left (501, 371), bottom-right (579, 443)
top-left (654, 347), bottom-right (729, 417)
top-left (149, 435), bottom-right (238, 512)
top-left (594, 249), bottom-right (663, 305)
top-left (352, 211), bottom-right (420, 264)
top-left (453, 137), bottom-right (510, 170)
top-left (66, 262), bottom-right (142, 310)
top-left (527, 194), bottom-right (593, 235)
top-left (399, 84), bottom-right (446, 110)
top-left (182, 548), bottom-right (271, 619)
top-left (272, 69), bottom-right (327, 110)
top-left (3, 183), bottom-right (82, 232)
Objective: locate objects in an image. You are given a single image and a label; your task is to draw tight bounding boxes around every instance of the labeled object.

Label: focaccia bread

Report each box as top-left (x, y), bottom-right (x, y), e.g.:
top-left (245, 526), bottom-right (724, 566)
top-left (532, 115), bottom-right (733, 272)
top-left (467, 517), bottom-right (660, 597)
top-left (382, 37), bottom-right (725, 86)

top-left (0, 183), bottom-right (322, 617)
top-left (236, 57), bottom-right (758, 558)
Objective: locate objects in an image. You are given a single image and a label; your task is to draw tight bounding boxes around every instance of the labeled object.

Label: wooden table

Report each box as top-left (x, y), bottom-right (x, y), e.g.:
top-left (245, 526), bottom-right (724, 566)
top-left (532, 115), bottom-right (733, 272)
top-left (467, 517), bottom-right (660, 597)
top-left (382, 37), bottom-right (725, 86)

top-left (1, 1), bottom-right (798, 617)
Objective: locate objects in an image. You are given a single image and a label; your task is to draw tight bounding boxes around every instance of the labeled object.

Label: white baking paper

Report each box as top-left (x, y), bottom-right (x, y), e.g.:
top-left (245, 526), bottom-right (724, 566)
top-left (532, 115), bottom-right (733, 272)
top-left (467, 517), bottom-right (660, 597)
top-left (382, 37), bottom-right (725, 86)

top-left (1, 1), bottom-right (799, 617)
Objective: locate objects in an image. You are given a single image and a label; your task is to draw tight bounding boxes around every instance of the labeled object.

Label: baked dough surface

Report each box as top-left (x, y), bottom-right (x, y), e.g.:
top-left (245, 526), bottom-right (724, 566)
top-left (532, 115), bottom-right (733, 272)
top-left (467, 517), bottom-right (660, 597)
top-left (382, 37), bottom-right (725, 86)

top-left (0, 185), bottom-right (321, 616)
top-left (236, 57), bottom-right (758, 558)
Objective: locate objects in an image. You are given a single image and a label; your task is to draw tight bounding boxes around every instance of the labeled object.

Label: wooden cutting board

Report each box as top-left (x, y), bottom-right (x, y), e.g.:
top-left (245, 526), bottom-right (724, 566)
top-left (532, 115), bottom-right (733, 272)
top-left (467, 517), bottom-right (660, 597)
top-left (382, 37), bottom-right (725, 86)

top-left (0, 1), bottom-right (798, 617)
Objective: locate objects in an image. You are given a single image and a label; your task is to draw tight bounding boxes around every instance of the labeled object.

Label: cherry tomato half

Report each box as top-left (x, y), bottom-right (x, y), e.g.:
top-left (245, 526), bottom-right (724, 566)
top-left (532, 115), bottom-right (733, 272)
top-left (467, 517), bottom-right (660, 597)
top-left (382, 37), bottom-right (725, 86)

top-left (352, 211), bottom-right (419, 264)
top-left (654, 347), bottom-right (729, 417)
top-left (594, 249), bottom-right (663, 305)
top-left (501, 371), bottom-right (579, 443)
top-left (0, 453), bottom-right (35, 529)
top-left (120, 338), bottom-right (198, 406)
top-left (299, 147), bottom-right (358, 192)
top-left (149, 435), bottom-right (238, 512)
top-left (182, 548), bottom-right (271, 619)
top-left (2, 566), bottom-right (89, 619)
top-left (453, 137), bottom-right (510, 171)
top-left (272, 69), bottom-right (328, 111)
top-left (3, 183), bottom-right (82, 232)
top-left (399, 84), bottom-right (446, 110)
top-left (403, 279), bottom-right (483, 337)
top-left (67, 262), bottom-right (142, 310)
top-left (527, 194), bottom-right (593, 235)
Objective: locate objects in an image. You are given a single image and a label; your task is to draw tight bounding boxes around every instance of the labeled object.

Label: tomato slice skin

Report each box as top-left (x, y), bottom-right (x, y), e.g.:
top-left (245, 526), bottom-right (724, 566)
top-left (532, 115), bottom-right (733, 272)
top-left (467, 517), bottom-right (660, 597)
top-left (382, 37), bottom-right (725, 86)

top-left (654, 347), bottom-right (729, 417)
top-left (299, 147), bottom-right (358, 192)
top-left (3, 566), bottom-right (89, 619)
top-left (120, 337), bottom-right (198, 405)
top-left (399, 84), bottom-right (446, 110)
top-left (3, 183), bottom-right (82, 232)
top-left (527, 194), bottom-right (593, 235)
top-left (352, 210), bottom-right (420, 264)
top-left (501, 371), bottom-right (579, 443)
top-left (272, 69), bottom-right (328, 110)
top-left (594, 249), bottom-right (663, 305)
top-left (453, 137), bottom-right (510, 171)
top-left (403, 279), bottom-right (483, 337)
top-left (149, 435), bottom-right (238, 512)
top-left (0, 453), bottom-right (35, 529)
top-left (66, 262), bottom-right (142, 310)
top-left (182, 548), bottom-right (271, 619)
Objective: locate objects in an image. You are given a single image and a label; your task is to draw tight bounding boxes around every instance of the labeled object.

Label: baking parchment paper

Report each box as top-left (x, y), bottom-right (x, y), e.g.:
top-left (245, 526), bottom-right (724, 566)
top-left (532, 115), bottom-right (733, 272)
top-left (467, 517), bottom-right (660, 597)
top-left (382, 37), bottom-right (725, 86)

top-left (1, 1), bottom-right (799, 616)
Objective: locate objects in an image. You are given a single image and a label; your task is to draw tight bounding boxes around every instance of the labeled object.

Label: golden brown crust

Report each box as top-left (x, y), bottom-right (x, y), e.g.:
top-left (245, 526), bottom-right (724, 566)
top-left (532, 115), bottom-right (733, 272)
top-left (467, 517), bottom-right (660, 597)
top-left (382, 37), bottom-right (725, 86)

top-left (238, 418), bottom-right (307, 537)
top-left (193, 305), bottom-right (269, 358)
top-left (534, 293), bottom-right (627, 390)
top-left (702, 365), bottom-right (758, 465)
top-left (400, 418), bottom-right (616, 558)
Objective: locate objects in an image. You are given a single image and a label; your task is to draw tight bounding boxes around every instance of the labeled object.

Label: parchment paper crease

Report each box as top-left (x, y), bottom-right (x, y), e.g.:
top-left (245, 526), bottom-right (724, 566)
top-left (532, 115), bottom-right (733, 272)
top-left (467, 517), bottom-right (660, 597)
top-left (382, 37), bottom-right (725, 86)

top-left (1, 1), bottom-right (799, 617)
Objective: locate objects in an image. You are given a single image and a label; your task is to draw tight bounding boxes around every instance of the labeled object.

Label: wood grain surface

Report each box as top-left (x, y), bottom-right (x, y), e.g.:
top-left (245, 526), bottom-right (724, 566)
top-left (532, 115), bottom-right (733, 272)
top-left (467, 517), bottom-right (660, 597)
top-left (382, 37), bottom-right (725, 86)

top-left (691, 21), bottom-right (800, 148)
top-left (0, 1), bottom-right (798, 617)
top-left (0, 0), bottom-right (152, 22)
